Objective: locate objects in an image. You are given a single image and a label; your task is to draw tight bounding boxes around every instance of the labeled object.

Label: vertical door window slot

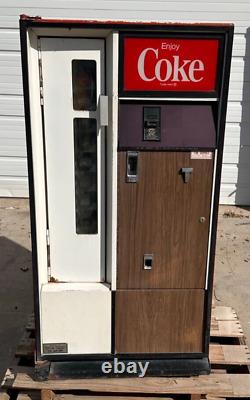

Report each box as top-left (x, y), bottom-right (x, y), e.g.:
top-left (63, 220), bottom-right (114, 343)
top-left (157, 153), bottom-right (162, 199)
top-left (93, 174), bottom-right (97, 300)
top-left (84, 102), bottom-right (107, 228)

top-left (74, 118), bottom-right (97, 234)
top-left (72, 60), bottom-right (97, 111)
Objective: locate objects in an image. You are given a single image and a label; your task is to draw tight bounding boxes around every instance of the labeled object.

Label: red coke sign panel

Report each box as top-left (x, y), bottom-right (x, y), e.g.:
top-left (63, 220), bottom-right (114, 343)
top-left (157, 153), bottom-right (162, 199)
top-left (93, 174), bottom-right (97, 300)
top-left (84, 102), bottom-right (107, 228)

top-left (123, 38), bottom-right (219, 92)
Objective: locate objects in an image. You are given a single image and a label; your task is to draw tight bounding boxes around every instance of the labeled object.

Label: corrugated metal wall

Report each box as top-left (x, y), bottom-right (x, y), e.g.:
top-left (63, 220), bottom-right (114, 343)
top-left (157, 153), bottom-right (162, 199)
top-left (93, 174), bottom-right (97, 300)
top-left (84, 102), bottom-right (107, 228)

top-left (0, 1), bottom-right (250, 203)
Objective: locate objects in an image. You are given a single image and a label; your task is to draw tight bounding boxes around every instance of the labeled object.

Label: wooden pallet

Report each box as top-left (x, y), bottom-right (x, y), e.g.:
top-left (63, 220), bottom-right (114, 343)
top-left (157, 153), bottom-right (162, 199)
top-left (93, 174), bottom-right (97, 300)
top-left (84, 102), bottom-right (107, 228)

top-left (1, 306), bottom-right (250, 400)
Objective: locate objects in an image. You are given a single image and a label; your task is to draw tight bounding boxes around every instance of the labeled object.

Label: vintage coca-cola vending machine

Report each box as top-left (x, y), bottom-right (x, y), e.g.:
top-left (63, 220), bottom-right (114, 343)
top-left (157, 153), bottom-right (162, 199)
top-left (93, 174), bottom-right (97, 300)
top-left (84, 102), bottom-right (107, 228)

top-left (20, 16), bottom-right (233, 378)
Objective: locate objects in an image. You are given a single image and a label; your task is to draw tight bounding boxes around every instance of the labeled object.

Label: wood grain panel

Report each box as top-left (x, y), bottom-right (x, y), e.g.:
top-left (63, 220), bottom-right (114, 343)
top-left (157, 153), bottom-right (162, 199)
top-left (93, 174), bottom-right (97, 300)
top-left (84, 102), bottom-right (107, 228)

top-left (115, 289), bottom-right (204, 353)
top-left (117, 152), bottom-right (214, 289)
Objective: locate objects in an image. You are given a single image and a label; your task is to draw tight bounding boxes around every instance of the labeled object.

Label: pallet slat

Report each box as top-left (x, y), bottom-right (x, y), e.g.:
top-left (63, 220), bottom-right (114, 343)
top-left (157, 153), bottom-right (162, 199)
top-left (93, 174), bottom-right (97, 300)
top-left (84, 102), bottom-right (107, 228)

top-left (210, 344), bottom-right (250, 365)
top-left (210, 319), bottom-right (244, 337)
top-left (52, 396), bottom-right (176, 400)
top-left (5, 371), bottom-right (250, 397)
top-left (212, 306), bottom-right (238, 321)
top-left (230, 374), bottom-right (250, 397)
top-left (0, 371), bottom-right (235, 396)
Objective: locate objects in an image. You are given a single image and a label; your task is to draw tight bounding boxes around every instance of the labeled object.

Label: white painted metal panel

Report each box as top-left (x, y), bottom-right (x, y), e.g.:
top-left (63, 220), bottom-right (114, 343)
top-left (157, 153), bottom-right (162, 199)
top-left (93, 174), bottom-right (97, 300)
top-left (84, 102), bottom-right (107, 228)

top-left (223, 145), bottom-right (250, 164)
top-left (228, 81), bottom-right (250, 101)
top-left (221, 164), bottom-right (250, 185)
top-left (0, 176), bottom-right (28, 197)
top-left (41, 283), bottom-right (111, 354)
top-left (225, 123), bottom-right (250, 146)
top-left (220, 184), bottom-right (250, 205)
top-left (232, 35), bottom-right (246, 57)
top-left (0, 117), bottom-right (26, 156)
top-left (0, 29), bottom-right (20, 51)
top-left (0, 3), bottom-right (250, 23)
top-left (0, 156), bottom-right (27, 176)
top-left (0, 95), bottom-right (24, 116)
top-left (0, 2), bottom-right (249, 203)
top-left (226, 103), bottom-right (247, 123)
top-left (230, 58), bottom-right (250, 82)
top-left (0, 16), bottom-right (19, 28)
top-left (0, 52), bottom-right (22, 95)
top-left (105, 32), bottom-right (118, 289)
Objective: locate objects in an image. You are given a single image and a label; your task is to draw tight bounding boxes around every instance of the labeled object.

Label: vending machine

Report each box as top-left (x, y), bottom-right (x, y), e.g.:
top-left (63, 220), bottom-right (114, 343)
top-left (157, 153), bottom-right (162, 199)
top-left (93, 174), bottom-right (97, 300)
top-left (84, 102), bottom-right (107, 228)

top-left (20, 16), bottom-right (233, 378)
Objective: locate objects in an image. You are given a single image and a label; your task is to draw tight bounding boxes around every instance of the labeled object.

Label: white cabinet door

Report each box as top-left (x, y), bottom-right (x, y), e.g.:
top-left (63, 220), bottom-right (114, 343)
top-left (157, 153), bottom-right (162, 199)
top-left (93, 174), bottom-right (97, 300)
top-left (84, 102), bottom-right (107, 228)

top-left (41, 38), bottom-right (105, 282)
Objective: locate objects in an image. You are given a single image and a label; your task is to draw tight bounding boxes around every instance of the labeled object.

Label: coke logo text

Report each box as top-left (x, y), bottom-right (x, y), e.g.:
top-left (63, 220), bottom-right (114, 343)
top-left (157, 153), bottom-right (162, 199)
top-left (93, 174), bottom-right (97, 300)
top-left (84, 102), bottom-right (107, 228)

top-left (137, 48), bottom-right (204, 83)
top-left (123, 38), bottom-right (219, 92)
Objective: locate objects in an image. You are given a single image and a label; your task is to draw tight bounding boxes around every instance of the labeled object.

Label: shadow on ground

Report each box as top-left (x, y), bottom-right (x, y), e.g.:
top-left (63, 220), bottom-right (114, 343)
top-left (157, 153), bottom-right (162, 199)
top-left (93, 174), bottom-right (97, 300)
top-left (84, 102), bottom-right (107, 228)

top-left (0, 200), bottom-right (33, 381)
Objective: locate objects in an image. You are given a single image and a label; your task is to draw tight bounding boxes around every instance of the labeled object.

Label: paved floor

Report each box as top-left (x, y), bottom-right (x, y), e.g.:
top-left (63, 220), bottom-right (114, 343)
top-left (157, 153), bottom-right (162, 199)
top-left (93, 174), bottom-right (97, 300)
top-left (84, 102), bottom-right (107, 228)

top-left (214, 205), bottom-right (250, 344)
top-left (0, 199), bottom-right (250, 381)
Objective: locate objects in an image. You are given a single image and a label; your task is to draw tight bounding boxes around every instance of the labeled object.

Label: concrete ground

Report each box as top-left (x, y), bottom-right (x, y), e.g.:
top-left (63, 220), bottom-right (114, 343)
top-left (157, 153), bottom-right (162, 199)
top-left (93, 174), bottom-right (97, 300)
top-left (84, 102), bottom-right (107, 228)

top-left (0, 199), bottom-right (250, 381)
top-left (0, 199), bottom-right (33, 381)
top-left (214, 205), bottom-right (250, 344)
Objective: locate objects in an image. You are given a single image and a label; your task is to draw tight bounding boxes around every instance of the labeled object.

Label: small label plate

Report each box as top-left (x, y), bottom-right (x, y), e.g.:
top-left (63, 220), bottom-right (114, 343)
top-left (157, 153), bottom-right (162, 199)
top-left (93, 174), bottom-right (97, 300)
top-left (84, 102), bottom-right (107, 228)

top-left (43, 343), bottom-right (68, 354)
top-left (191, 151), bottom-right (213, 160)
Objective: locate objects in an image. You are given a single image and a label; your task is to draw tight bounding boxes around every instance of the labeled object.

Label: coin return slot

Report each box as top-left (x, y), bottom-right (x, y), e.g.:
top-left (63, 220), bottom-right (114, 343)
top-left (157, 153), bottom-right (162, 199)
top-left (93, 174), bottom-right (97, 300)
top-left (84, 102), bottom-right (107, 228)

top-left (143, 254), bottom-right (153, 270)
top-left (126, 151), bottom-right (139, 183)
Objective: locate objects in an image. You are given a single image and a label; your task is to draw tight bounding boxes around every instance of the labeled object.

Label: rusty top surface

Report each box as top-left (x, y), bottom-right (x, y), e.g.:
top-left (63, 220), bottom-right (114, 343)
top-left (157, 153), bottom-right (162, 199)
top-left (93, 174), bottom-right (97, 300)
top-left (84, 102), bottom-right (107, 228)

top-left (19, 14), bottom-right (234, 28)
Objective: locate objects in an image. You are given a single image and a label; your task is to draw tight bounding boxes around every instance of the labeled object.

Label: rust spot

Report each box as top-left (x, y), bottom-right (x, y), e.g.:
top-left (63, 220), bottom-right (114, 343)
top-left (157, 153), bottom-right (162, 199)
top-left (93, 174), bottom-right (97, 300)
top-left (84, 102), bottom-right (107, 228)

top-left (49, 276), bottom-right (59, 283)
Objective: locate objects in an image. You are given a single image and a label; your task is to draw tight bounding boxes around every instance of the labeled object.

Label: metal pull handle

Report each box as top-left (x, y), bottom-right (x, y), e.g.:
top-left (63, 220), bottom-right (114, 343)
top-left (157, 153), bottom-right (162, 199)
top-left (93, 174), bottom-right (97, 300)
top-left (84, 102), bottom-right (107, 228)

top-left (99, 95), bottom-right (108, 126)
top-left (126, 151), bottom-right (139, 183)
top-left (180, 167), bottom-right (193, 183)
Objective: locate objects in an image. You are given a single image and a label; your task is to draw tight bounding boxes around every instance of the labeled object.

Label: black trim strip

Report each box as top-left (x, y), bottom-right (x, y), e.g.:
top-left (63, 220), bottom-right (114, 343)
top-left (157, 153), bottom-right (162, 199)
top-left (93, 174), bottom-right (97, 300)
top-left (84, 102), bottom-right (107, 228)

top-left (35, 357), bottom-right (210, 380)
top-left (118, 31), bottom-right (226, 98)
top-left (39, 351), bottom-right (207, 361)
top-left (19, 19), bottom-right (42, 359)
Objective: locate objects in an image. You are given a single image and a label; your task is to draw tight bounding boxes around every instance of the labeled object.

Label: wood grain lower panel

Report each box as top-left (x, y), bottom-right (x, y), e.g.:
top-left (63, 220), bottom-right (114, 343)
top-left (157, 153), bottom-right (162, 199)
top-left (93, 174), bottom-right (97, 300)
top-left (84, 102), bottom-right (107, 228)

top-left (117, 152), bottom-right (214, 289)
top-left (115, 289), bottom-right (204, 354)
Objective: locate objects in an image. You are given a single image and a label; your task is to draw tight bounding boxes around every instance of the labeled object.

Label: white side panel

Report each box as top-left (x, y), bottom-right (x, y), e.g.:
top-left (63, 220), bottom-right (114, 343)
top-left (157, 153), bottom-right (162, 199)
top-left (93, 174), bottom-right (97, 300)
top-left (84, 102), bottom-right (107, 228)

top-left (41, 283), bottom-right (111, 354)
top-left (28, 30), bottom-right (48, 288)
top-left (106, 32), bottom-right (118, 289)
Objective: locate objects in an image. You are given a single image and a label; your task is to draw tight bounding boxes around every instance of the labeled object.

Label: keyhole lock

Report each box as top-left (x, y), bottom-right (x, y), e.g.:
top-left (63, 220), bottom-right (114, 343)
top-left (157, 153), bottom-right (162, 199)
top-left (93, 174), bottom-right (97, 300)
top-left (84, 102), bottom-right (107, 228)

top-left (199, 217), bottom-right (206, 223)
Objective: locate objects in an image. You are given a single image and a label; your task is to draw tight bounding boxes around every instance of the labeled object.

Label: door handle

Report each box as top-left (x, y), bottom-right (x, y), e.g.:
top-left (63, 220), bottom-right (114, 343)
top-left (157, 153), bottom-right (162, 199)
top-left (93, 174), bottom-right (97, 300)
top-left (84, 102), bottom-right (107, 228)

top-left (180, 167), bottom-right (193, 183)
top-left (99, 95), bottom-right (108, 126)
top-left (126, 151), bottom-right (139, 183)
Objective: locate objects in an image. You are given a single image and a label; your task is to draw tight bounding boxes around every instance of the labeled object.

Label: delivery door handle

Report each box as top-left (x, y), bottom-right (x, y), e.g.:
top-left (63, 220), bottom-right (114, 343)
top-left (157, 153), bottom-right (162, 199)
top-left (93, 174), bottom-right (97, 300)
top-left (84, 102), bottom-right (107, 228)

top-left (99, 95), bottom-right (108, 126)
top-left (180, 167), bottom-right (193, 183)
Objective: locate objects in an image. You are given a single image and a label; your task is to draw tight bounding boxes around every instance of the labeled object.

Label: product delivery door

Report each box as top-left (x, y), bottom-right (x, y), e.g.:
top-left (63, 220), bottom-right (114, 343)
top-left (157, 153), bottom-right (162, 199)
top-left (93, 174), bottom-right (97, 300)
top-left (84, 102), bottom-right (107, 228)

top-left (40, 38), bottom-right (105, 282)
